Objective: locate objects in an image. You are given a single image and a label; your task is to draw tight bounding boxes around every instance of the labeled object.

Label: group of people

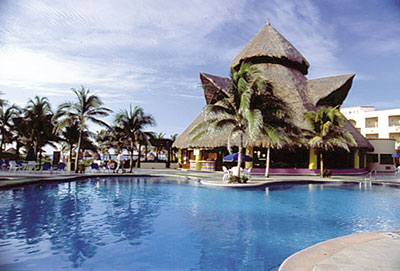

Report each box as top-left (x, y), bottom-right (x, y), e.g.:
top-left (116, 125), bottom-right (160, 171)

top-left (100, 153), bottom-right (125, 173)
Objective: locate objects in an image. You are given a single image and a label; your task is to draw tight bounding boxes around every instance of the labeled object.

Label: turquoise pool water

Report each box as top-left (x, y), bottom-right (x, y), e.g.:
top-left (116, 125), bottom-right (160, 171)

top-left (0, 177), bottom-right (399, 270)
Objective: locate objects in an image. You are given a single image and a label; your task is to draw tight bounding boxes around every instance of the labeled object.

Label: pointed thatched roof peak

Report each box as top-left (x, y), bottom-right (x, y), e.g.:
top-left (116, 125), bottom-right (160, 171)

top-left (230, 22), bottom-right (310, 75)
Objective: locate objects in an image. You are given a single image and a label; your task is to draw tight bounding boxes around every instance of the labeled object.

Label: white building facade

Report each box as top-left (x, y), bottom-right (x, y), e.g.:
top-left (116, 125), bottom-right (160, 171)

top-left (341, 106), bottom-right (400, 151)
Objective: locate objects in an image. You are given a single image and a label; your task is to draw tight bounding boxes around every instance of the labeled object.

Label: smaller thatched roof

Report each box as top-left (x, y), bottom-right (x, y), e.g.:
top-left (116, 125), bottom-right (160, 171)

top-left (172, 109), bottom-right (231, 149)
top-left (306, 74), bottom-right (355, 107)
top-left (230, 23), bottom-right (310, 75)
top-left (200, 73), bottom-right (231, 104)
top-left (342, 118), bottom-right (374, 151)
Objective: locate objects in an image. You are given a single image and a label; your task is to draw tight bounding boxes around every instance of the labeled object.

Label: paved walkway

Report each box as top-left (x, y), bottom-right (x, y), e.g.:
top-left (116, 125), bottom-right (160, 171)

top-left (279, 231), bottom-right (400, 271)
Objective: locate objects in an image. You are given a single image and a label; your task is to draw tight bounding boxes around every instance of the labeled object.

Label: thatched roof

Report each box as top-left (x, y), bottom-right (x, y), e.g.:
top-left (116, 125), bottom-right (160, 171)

top-left (200, 72), bottom-right (231, 104)
top-left (230, 23), bottom-right (310, 75)
top-left (173, 23), bottom-right (373, 151)
top-left (306, 74), bottom-right (355, 107)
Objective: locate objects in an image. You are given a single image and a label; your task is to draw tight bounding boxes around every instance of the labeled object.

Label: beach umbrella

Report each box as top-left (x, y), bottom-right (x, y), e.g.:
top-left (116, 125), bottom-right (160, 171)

top-left (223, 152), bottom-right (253, 162)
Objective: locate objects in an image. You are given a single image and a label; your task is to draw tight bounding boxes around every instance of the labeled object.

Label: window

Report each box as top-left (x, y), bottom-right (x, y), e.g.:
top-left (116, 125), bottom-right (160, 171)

top-left (365, 117), bottom-right (378, 128)
top-left (365, 133), bottom-right (378, 139)
top-left (389, 115), bottom-right (400, 127)
top-left (389, 133), bottom-right (400, 143)
top-left (367, 153), bottom-right (378, 163)
top-left (380, 154), bottom-right (393, 165)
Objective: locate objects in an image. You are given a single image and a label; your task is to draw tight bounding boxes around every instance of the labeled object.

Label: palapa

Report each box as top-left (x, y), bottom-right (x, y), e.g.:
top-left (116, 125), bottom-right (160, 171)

top-left (173, 22), bottom-right (373, 151)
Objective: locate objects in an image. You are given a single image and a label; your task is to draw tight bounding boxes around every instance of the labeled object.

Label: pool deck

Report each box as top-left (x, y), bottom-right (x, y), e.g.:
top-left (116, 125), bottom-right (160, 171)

top-left (279, 231), bottom-right (400, 271)
top-left (1, 168), bottom-right (399, 270)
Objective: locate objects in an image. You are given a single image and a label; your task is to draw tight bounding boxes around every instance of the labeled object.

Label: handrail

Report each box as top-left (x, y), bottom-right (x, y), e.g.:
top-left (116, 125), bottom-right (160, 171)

top-left (363, 168), bottom-right (376, 184)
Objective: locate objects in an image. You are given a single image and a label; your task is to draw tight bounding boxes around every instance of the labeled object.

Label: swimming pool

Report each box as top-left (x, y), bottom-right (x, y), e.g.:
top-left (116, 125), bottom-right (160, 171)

top-left (0, 177), bottom-right (399, 270)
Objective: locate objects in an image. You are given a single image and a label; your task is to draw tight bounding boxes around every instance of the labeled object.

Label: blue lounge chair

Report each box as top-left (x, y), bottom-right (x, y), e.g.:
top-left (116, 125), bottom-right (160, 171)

top-left (2, 161), bottom-right (9, 170)
top-left (55, 162), bottom-right (66, 172)
top-left (41, 162), bottom-right (52, 172)
top-left (90, 163), bottom-right (100, 173)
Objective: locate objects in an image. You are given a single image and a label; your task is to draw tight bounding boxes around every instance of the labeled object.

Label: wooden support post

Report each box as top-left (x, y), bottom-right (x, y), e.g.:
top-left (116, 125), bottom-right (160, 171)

top-left (354, 149), bottom-right (360, 169)
top-left (194, 149), bottom-right (201, 171)
top-left (178, 149), bottom-right (182, 166)
top-left (308, 148), bottom-right (317, 169)
top-left (245, 147), bottom-right (253, 169)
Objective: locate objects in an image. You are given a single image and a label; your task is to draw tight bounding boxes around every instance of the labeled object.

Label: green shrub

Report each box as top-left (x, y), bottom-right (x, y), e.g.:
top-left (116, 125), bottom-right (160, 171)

top-left (228, 175), bottom-right (249, 184)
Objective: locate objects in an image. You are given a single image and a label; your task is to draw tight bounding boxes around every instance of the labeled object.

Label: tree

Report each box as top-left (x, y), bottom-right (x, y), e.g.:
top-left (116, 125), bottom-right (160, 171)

top-left (151, 132), bottom-right (167, 162)
top-left (304, 106), bottom-right (356, 177)
top-left (24, 96), bottom-right (58, 164)
top-left (55, 86), bottom-right (112, 172)
top-left (0, 103), bottom-right (19, 153)
top-left (0, 91), bottom-right (6, 107)
top-left (170, 133), bottom-right (179, 163)
top-left (190, 63), bottom-right (265, 178)
top-left (11, 115), bottom-right (30, 160)
top-left (95, 129), bottom-right (117, 160)
top-left (114, 105), bottom-right (155, 172)
top-left (248, 79), bottom-right (301, 177)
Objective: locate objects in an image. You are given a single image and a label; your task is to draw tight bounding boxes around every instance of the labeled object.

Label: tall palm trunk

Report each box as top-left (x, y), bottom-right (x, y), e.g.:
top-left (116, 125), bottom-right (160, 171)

top-left (69, 144), bottom-right (73, 171)
top-left (0, 138), bottom-right (4, 153)
top-left (129, 139), bottom-right (134, 173)
top-left (38, 150), bottom-right (43, 169)
top-left (145, 144), bottom-right (148, 161)
top-left (320, 152), bottom-right (324, 177)
top-left (265, 144), bottom-right (271, 178)
top-left (237, 134), bottom-right (243, 178)
top-left (137, 144), bottom-right (142, 168)
top-left (167, 147), bottom-right (171, 168)
top-left (74, 130), bottom-right (83, 173)
top-left (15, 142), bottom-right (22, 160)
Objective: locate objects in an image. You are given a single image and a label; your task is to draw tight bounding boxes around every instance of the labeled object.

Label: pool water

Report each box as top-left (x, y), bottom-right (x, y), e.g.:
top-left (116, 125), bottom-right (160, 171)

top-left (0, 177), bottom-right (400, 270)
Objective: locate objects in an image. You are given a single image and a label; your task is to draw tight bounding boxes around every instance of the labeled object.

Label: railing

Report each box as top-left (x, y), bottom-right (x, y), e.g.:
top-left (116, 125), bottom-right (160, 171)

top-left (362, 168), bottom-right (376, 184)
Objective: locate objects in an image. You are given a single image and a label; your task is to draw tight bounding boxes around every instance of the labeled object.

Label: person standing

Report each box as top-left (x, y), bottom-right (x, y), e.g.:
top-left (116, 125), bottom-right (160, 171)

top-left (116, 153), bottom-right (125, 173)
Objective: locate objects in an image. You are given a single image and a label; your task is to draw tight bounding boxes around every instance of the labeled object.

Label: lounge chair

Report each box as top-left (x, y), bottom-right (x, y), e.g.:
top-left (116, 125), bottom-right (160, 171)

top-left (9, 160), bottom-right (21, 173)
top-left (41, 162), bottom-right (52, 172)
top-left (244, 167), bottom-right (252, 179)
top-left (26, 161), bottom-right (36, 171)
top-left (222, 166), bottom-right (232, 183)
top-left (103, 162), bottom-right (111, 173)
top-left (90, 163), bottom-right (100, 173)
top-left (55, 162), bottom-right (66, 173)
top-left (2, 161), bottom-right (10, 170)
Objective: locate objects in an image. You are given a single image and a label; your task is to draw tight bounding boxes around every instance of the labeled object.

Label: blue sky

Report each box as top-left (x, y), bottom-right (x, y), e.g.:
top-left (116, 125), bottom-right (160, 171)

top-left (1, 0), bottom-right (399, 139)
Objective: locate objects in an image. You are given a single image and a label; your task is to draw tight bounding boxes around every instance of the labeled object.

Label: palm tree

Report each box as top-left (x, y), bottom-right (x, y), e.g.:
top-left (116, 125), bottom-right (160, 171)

top-left (151, 132), bottom-right (168, 162)
top-left (95, 129), bottom-right (117, 161)
top-left (55, 86), bottom-right (112, 172)
top-left (0, 103), bottom-right (19, 153)
top-left (190, 63), bottom-right (265, 178)
top-left (304, 106), bottom-right (356, 177)
top-left (114, 104), bottom-right (155, 172)
top-left (24, 96), bottom-right (58, 164)
top-left (0, 91), bottom-right (6, 107)
top-left (170, 133), bottom-right (179, 163)
top-left (11, 115), bottom-right (30, 160)
top-left (248, 79), bottom-right (301, 177)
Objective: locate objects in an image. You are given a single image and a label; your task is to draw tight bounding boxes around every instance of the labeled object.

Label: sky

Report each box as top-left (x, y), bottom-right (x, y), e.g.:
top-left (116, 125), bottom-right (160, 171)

top-left (0, 0), bottom-right (400, 142)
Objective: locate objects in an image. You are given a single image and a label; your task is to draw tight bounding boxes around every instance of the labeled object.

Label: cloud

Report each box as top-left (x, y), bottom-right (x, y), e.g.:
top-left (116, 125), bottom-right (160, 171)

top-left (264, 0), bottom-right (349, 78)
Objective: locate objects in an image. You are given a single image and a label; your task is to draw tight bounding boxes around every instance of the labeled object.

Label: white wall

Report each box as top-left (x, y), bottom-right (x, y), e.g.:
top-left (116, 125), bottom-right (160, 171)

top-left (367, 139), bottom-right (396, 172)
